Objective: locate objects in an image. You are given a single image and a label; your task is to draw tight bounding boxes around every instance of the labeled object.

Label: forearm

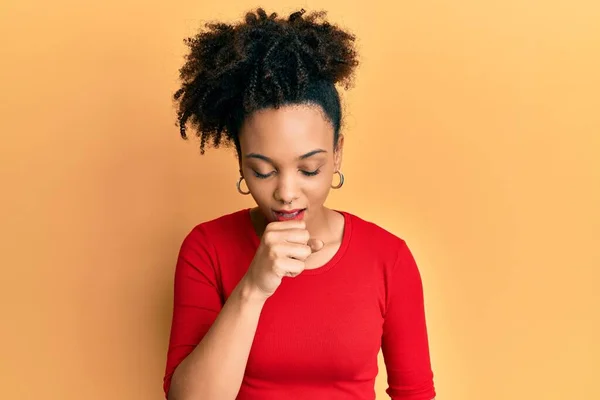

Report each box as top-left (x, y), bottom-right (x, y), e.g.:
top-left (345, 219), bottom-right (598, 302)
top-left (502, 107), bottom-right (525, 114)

top-left (168, 277), bottom-right (266, 400)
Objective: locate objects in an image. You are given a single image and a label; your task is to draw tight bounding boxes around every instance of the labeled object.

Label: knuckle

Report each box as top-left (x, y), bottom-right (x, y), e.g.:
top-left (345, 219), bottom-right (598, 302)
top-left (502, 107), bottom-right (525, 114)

top-left (303, 245), bottom-right (311, 257)
top-left (276, 267), bottom-right (288, 278)
top-left (265, 224), bottom-right (278, 233)
top-left (263, 231), bottom-right (276, 245)
top-left (273, 256), bottom-right (285, 269)
top-left (268, 247), bottom-right (279, 261)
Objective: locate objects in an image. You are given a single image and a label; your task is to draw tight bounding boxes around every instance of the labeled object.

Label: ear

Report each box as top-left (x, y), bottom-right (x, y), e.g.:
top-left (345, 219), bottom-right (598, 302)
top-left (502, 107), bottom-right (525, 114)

top-left (333, 134), bottom-right (344, 171)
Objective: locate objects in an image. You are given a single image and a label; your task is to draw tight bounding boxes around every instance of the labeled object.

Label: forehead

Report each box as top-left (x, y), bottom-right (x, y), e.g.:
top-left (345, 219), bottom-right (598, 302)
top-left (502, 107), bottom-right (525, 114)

top-left (239, 104), bottom-right (334, 156)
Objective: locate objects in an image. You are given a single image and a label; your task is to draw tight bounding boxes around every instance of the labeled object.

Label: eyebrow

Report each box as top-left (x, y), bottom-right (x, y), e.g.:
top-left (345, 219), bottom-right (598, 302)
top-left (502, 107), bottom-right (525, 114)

top-left (245, 149), bottom-right (327, 163)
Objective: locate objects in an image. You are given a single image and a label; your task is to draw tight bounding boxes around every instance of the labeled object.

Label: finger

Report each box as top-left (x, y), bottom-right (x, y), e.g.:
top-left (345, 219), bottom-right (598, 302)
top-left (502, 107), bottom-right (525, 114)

top-left (281, 229), bottom-right (310, 245)
top-left (308, 238), bottom-right (324, 253)
top-left (279, 243), bottom-right (312, 261)
top-left (263, 229), bottom-right (309, 247)
top-left (266, 220), bottom-right (306, 231)
top-left (277, 258), bottom-right (305, 277)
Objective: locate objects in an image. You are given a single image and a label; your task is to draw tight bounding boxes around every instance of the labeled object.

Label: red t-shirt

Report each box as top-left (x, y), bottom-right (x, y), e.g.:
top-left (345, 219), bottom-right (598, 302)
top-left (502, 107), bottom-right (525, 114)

top-left (163, 209), bottom-right (435, 400)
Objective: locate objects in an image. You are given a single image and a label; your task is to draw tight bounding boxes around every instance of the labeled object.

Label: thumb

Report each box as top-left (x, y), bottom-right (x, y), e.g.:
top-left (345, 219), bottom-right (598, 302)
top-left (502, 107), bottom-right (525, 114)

top-left (308, 238), bottom-right (324, 253)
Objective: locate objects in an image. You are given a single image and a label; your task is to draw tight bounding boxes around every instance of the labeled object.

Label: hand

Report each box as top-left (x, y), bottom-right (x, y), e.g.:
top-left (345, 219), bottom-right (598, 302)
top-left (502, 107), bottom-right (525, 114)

top-left (242, 220), bottom-right (323, 299)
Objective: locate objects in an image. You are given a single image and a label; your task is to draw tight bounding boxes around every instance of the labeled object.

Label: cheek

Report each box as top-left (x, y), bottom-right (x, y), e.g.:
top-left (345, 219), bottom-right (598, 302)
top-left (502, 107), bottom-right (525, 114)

top-left (246, 179), bottom-right (271, 200)
top-left (305, 174), bottom-right (333, 201)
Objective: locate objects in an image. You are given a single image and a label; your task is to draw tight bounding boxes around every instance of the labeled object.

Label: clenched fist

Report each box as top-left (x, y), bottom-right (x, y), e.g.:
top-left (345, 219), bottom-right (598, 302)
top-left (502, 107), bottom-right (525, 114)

top-left (243, 220), bottom-right (323, 299)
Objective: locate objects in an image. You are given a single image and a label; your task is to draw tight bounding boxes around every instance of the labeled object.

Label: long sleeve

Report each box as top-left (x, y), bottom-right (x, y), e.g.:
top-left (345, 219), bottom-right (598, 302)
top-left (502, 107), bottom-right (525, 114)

top-left (162, 225), bottom-right (223, 397)
top-left (381, 240), bottom-right (436, 400)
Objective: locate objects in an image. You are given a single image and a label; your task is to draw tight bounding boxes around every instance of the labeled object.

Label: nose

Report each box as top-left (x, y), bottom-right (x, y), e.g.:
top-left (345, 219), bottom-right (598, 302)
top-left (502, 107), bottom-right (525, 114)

top-left (273, 171), bottom-right (299, 205)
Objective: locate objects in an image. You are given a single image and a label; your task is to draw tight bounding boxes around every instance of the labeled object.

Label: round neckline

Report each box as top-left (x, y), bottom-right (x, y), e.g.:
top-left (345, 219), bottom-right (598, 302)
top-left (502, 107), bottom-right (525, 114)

top-left (244, 208), bottom-right (352, 276)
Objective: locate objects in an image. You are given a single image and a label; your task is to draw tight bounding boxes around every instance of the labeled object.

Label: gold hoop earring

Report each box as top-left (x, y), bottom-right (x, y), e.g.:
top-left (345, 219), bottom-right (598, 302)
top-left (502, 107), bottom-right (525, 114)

top-left (331, 171), bottom-right (344, 189)
top-left (236, 176), bottom-right (251, 195)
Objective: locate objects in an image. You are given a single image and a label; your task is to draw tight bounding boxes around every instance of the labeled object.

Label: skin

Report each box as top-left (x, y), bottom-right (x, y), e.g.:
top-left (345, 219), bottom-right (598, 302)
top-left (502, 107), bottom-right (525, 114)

top-left (238, 103), bottom-right (346, 269)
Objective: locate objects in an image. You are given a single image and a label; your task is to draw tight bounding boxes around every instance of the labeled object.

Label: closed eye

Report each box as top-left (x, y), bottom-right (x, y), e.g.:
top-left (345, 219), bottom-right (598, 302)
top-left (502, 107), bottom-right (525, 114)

top-left (253, 170), bottom-right (274, 179)
top-left (252, 169), bottom-right (321, 178)
top-left (301, 169), bottom-right (321, 177)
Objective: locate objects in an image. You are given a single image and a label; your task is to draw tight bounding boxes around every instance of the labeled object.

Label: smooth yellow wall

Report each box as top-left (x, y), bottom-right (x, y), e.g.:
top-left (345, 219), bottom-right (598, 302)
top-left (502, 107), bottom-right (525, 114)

top-left (1, 1), bottom-right (599, 399)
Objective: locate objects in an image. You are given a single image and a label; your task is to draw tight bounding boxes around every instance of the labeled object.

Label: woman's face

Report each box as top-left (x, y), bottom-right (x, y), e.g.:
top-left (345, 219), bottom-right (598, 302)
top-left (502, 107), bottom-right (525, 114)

top-left (239, 103), bottom-right (343, 224)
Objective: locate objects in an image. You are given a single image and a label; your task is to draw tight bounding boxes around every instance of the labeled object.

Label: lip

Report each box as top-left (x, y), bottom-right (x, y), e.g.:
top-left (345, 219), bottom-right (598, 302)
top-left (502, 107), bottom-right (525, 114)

top-left (273, 208), bottom-right (304, 214)
top-left (272, 208), bottom-right (306, 221)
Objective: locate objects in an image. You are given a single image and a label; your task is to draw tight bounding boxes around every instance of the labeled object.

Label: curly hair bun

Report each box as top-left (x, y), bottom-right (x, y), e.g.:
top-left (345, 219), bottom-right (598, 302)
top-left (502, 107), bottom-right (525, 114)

top-left (173, 7), bottom-right (359, 154)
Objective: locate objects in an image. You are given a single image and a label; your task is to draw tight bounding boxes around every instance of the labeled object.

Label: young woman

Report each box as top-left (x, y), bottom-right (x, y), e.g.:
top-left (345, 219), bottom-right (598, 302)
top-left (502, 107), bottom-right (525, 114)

top-left (163, 8), bottom-right (436, 400)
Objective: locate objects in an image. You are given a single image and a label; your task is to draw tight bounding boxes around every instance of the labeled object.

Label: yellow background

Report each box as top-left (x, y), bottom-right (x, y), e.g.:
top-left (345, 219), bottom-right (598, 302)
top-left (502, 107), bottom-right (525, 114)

top-left (1, 0), bottom-right (599, 399)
